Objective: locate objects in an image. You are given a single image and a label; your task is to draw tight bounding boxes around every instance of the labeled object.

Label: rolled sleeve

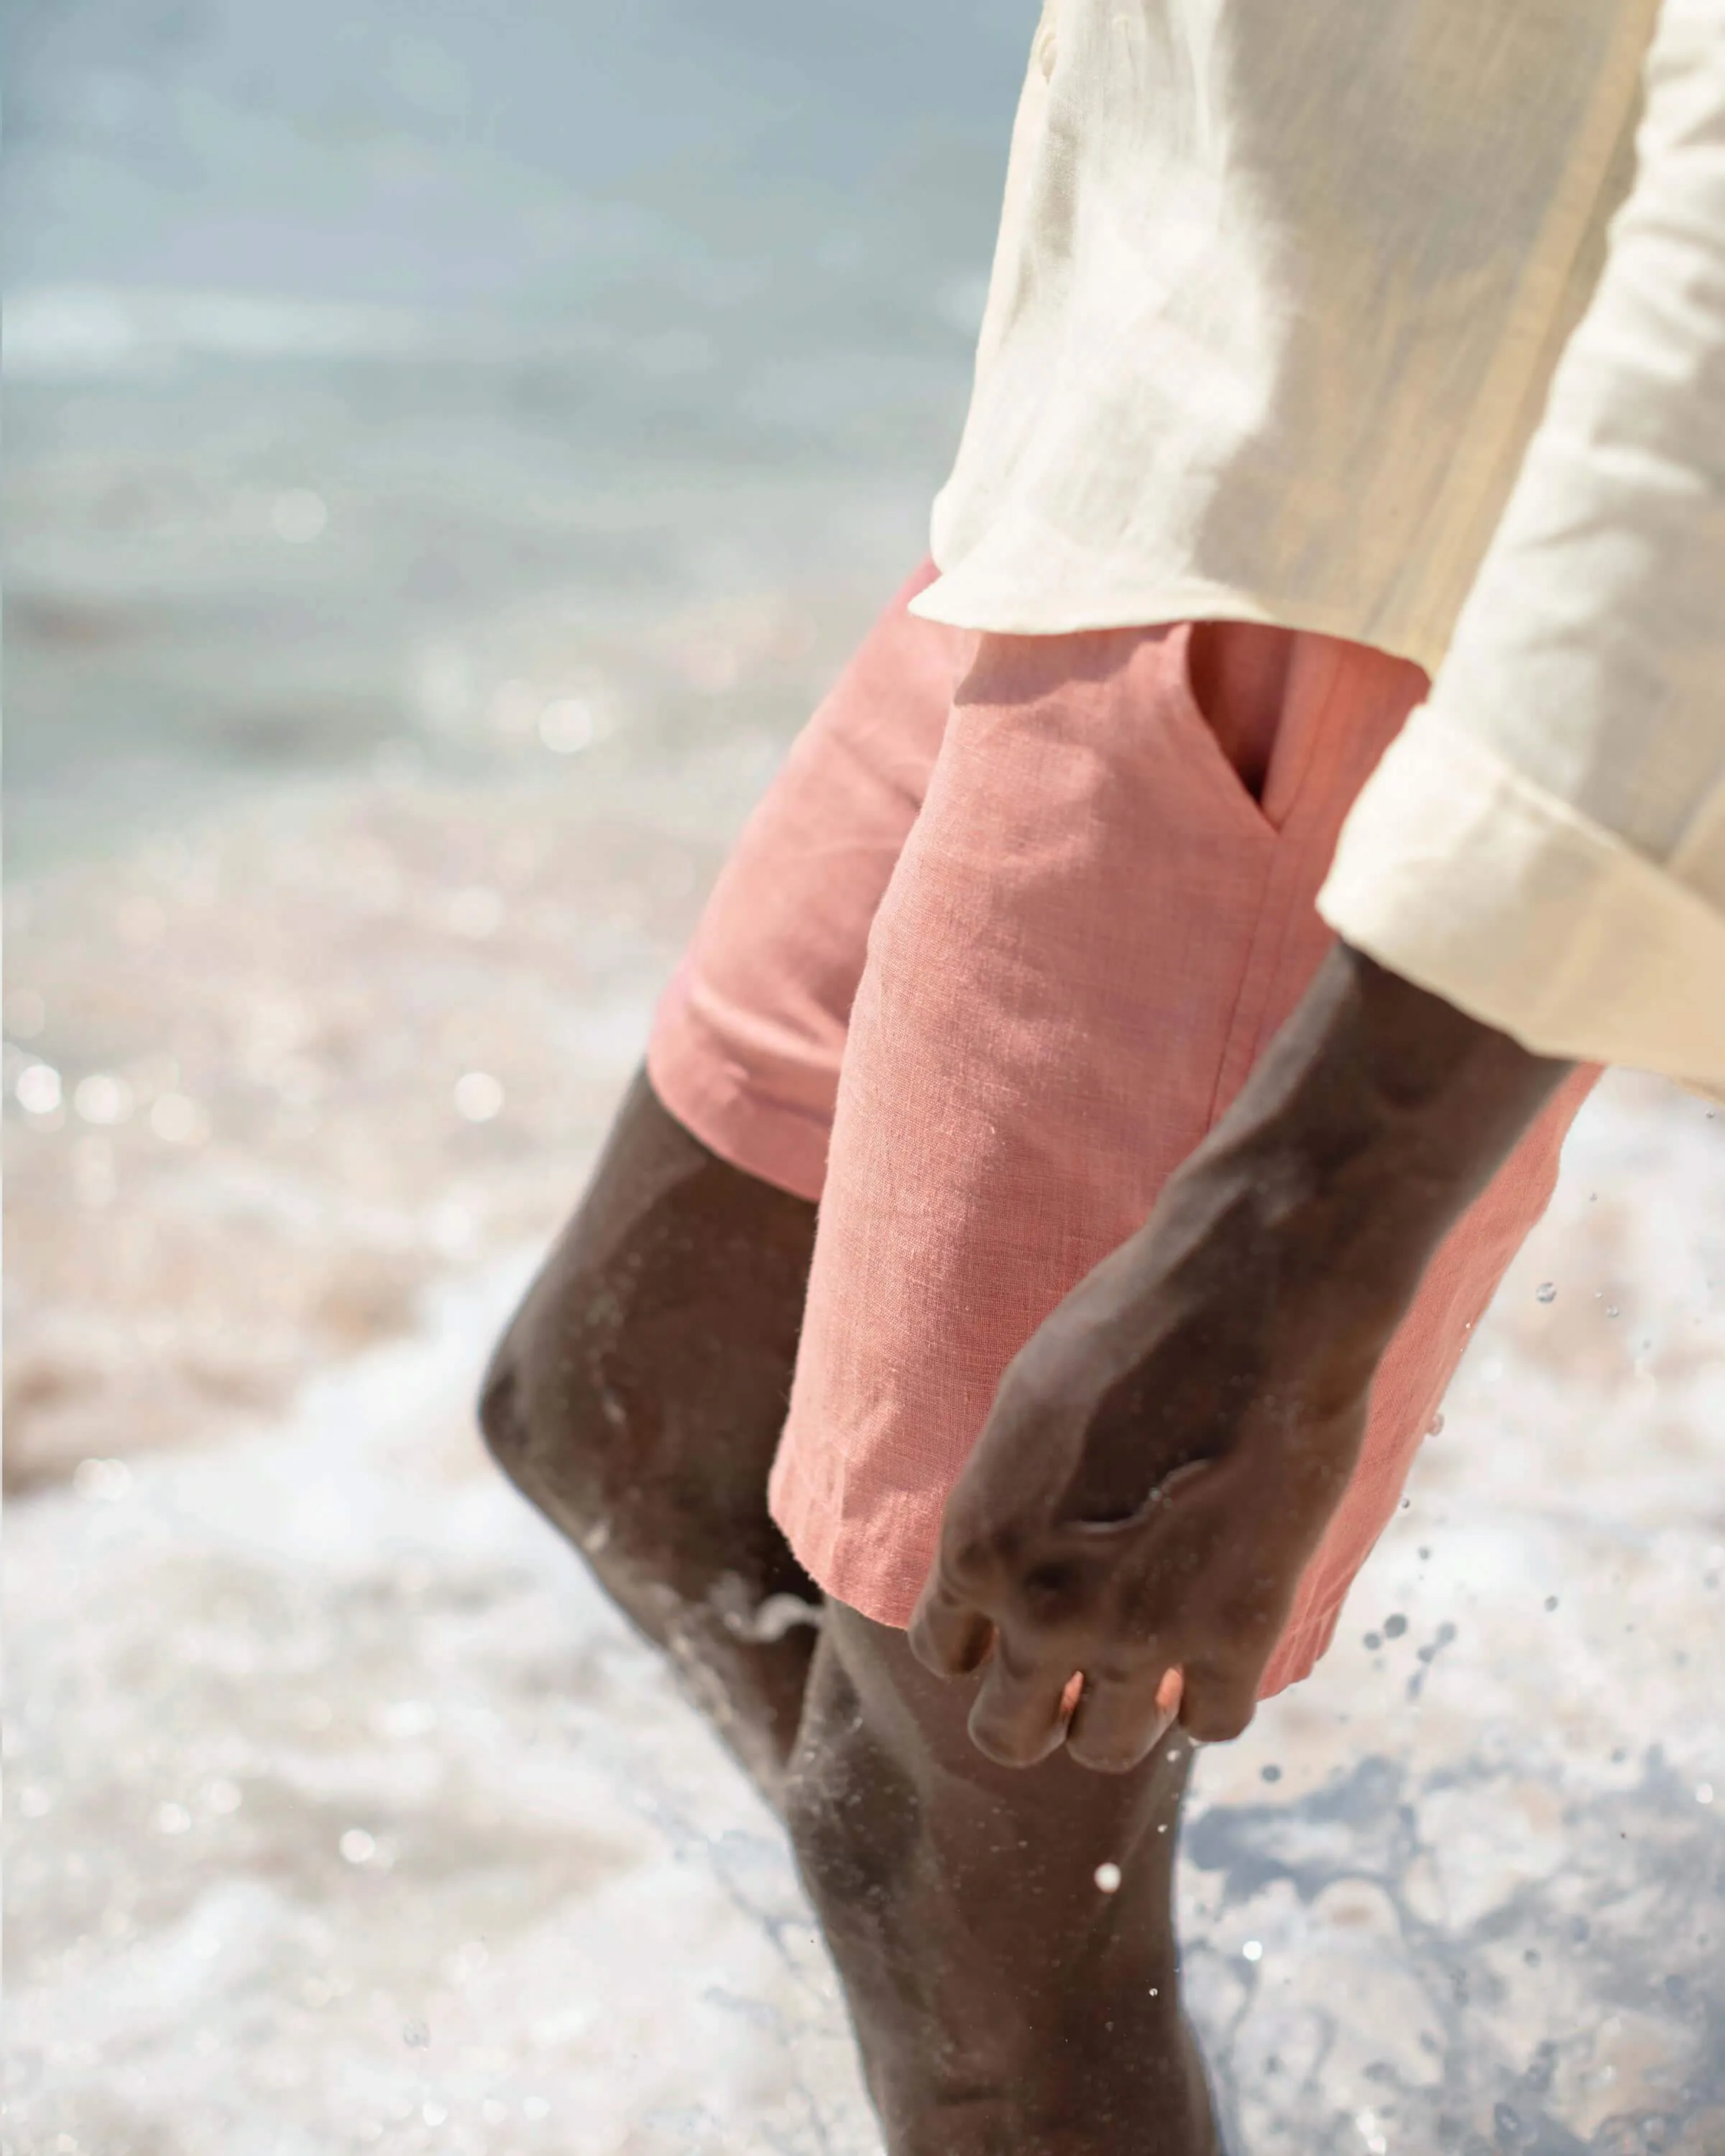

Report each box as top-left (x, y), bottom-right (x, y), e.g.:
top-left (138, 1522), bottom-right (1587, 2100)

top-left (1320, 709), bottom-right (1725, 1089)
top-left (1318, 0), bottom-right (1725, 1095)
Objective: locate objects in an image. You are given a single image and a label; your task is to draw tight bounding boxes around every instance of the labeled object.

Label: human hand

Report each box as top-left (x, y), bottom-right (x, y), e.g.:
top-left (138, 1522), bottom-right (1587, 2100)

top-left (908, 944), bottom-right (1570, 1772)
top-left (906, 1143), bottom-right (1378, 1768)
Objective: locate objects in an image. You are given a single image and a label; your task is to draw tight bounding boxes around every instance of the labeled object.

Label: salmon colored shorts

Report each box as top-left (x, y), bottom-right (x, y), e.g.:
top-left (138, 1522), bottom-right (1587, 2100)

top-left (648, 563), bottom-right (1596, 1697)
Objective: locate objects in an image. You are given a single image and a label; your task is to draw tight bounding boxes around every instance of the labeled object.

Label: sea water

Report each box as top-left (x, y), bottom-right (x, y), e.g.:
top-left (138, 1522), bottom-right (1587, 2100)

top-left (6, 4), bottom-right (1724, 2151)
top-left (6, 0), bottom-right (1026, 868)
top-left (9, 1068), bottom-right (1724, 2155)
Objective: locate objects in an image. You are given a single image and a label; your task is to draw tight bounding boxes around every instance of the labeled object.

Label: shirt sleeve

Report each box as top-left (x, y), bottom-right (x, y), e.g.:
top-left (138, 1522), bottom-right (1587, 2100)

top-left (1317, 0), bottom-right (1725, 1096)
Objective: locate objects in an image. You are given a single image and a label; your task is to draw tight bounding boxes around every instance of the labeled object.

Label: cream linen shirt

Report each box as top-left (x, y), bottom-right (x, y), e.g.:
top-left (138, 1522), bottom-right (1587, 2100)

top-left (911, 0), bottom-right (1725, 1096)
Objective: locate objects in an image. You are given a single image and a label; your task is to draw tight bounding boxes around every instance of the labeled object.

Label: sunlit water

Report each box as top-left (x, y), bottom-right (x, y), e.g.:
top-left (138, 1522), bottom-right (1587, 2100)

top-left (5, 0), bottom-right (1026, 871)
top-left (6, 2), bottom-right (1725, 2150)
top-left (6, 1077), bottom-right (1724, 2155)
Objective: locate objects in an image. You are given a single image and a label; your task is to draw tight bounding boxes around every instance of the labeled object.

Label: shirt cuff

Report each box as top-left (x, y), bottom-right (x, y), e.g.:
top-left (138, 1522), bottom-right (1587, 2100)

top-left (1317, 706), bottom-right (1725, 1098)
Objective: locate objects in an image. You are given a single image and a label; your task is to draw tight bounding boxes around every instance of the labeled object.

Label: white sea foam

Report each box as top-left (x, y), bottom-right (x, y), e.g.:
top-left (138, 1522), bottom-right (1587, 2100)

top-left (6, 1074), bottom-right (1722, 2154)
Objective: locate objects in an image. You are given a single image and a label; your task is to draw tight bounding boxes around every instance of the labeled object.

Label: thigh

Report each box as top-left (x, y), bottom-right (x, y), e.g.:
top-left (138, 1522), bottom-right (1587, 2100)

top-left (648, 560), bottom-right (970, 1204)
top-left (482, 561), bottom-right (967, 1793)
top-left (488, 556), bottom-right (965, 1544)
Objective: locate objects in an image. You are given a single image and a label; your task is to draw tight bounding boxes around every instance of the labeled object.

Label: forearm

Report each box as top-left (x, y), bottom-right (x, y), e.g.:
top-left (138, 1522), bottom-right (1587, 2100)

top-left (1168, 942), bottom-right (1574, 1365)
top-left (918, 945), bottom-right (1578, 1748)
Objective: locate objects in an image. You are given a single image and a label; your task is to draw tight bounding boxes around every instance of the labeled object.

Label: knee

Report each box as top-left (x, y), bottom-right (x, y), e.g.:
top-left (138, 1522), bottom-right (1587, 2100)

top-left (475, 1280), bottom-right (613, 1511)
top-left (476, 1327), bottom-right (530, 1479)
top-left (477, 1319), bottom-right (566, 1514)
top-left (477, 1245), bottom-right (656, 1546)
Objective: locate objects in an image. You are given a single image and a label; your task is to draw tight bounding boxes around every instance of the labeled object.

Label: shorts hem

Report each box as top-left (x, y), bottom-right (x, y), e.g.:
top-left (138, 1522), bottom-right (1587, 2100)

top-left (646, 967), bottom-right (832, 1204)
top-left (770, 1435), bottom-right (1350, 1703)
top-left (769, 1444), bottom-right (932, 1633)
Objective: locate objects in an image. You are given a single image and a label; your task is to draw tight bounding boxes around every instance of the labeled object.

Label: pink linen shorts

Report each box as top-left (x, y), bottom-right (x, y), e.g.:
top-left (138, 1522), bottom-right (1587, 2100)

top-left (648, 563), bottom-right (1596, 1697)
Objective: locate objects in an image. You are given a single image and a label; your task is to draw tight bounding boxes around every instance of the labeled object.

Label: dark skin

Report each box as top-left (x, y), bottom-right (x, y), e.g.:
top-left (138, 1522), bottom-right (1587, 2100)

top-left (482, 944), bottom-right (1569, 2151)
top-left (481, 1071), bottom-right (822, 1805)
top-left (911, 941), bottom-right (1573, 1766)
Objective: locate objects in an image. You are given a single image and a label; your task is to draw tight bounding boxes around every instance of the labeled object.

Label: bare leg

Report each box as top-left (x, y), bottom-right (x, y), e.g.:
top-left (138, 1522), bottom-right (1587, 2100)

top-left (786, 1601), bottom-right (1219, 2156)
top-left (479, 1069), bottom-right (821, 1805)
top-left (482, 1077), bottom-right (1220, 2147)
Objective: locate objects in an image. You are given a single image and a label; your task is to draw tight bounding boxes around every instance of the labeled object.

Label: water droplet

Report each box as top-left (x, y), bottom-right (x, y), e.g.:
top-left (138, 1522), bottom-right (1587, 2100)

top-left (1383, 1614), bottom-right (1408, 1639)
top-left (1363, 1631), bottom-right (1383, 1651)
top-left (1425, 1412), bottom-right (1445, 1437)
top-left (1260, 1764), bottom-right (1282, 1783)
top-left (339, 1828), bottom-right (377, 1864)
top-left (1545, 1595), bottom-right (1559, 1612)
top-left (402, 2019), bottom-right (430, 2050)
top-left (421, 2099), bottom-right (448, 2126)
top-left (538, 696), bottom-right (596, 755)
top-left (1241, 1939), bottom-right (1263, 1963)
top-left (452, 1071), bottom-right (504, 1123)
top-left (1094, 1862), bottom-right (1122, 1893)
top-left (17, 1062), bottom-right (63, 1115)
top-left (1535, 1281), bottom-right (1557, 1304)
top-left (1606, 1305), bottom-right (1620, 1319)
top-left (155, 1802), bottom-right (192, 1835)
top-left (1698, 1782), bottom-right (1714, 1805)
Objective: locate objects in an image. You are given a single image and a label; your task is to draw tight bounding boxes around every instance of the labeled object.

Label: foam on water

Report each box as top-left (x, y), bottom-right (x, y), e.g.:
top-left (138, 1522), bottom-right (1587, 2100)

top-left (7, 1068), bottom-right (1723, 2155)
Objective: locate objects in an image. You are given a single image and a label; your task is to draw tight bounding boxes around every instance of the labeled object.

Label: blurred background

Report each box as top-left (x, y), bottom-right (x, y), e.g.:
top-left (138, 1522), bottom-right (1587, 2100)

top-left (5, 0), bottom-right (1025, 1478)
top-left (4, 5), bottom-right (1722, 2154)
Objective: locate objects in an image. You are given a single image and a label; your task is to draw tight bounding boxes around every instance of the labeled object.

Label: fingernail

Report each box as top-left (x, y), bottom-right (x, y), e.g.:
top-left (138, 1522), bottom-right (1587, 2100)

top-left (1154, 1667), bottom-right (1184, 1717)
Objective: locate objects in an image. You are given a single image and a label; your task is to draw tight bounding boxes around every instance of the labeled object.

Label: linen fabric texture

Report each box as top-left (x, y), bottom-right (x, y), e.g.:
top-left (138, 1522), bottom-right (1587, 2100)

top-left (914, 0), bottom-right (1725, 1095)
top-left (648, 567), bottom-right (1598, 1695)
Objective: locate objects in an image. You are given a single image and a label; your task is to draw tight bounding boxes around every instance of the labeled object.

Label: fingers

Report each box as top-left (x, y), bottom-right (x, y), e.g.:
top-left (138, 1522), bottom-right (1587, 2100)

top-left (908, 1577), bottom-right (995, 1679)
top-left (1064, 1662), bottom-right (1184, 1774)
top-left (1175, 1657), bottom-right (1259, 1744)
top-left (967, 1636), bottom-right (1073, 1767)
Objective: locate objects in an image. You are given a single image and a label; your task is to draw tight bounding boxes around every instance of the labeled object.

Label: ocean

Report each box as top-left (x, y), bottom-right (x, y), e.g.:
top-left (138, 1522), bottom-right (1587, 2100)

top-left (6, 4), bottom-right (1724, 2151)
